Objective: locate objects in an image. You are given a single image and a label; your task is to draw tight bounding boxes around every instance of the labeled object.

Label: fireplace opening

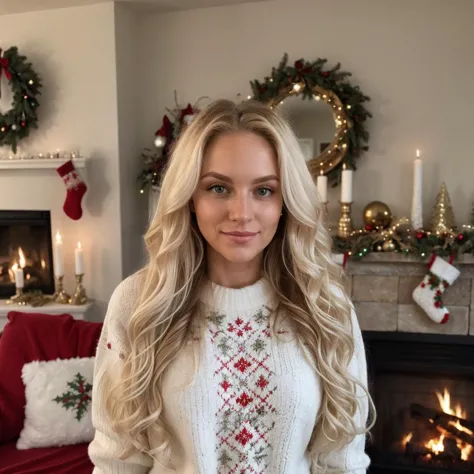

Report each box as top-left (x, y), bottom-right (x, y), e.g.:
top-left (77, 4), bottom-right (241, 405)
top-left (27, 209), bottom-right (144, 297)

top-left (0, 210), bottom-right (55, 298)
top-left (364, 331), bottom-right (474, 474)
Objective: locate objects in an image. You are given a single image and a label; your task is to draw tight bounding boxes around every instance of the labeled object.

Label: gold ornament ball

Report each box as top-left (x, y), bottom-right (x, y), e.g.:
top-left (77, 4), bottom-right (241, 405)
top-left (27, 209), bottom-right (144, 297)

top-left (382, 239), bottom-right (396, 252)
top-left (363, 201), bottom-right (393, 229)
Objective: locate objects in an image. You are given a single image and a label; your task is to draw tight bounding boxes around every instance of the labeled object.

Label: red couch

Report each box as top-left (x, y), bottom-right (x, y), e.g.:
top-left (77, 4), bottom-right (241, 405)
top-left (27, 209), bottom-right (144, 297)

top-left (0, 311), bottom-right (103, 474)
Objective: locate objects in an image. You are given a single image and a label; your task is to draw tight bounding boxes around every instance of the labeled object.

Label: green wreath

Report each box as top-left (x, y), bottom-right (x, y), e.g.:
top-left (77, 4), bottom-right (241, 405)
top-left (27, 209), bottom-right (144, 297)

top-left (250, 54), bottom-right (371, 183)
top-left (0, 46), bottom-right (42, 153)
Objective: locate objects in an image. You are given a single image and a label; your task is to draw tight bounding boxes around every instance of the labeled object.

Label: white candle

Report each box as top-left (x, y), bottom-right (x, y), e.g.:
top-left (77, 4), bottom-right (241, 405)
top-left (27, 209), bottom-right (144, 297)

top-left (54, 231), bottom-right (64, 277)
top-left (411, 149), bottom-right (423, 230)
top-left (13, 265), bottom-right (24, 288)
top-left (75, 242), bottom-right (84, 275)
top-left (341, 166), bottom-right (353, 203)
top-left (317, 171), bottom-right (328, 203)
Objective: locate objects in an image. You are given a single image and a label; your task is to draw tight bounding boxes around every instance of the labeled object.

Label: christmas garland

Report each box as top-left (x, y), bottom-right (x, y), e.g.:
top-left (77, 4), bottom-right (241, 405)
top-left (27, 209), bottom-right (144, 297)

top-left (0, 47), bottom-right (42, 153)
top-left (333, 223), bottom-right (474, 260)
top-left (250, 53), bottom-right (371, 183)
top-left (138, 94), bottom-right (209, 193)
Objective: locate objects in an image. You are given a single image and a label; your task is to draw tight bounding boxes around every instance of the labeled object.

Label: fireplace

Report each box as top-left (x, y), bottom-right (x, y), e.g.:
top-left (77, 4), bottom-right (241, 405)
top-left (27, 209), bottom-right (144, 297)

top-left (364, 331), bottom-right (474, 474)
top-left (0, 210), bottom-right (55, 298)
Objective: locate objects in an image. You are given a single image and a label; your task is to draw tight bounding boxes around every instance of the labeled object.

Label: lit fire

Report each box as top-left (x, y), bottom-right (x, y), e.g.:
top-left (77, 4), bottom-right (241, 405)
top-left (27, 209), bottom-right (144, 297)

top-left (402, 388), bottom-right (473, 462)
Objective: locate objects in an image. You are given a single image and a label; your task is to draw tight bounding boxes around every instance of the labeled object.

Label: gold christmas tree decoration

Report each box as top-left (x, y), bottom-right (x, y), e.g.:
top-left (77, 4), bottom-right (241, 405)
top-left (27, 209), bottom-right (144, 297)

top-left (430, 183), bottom-right (456, 233)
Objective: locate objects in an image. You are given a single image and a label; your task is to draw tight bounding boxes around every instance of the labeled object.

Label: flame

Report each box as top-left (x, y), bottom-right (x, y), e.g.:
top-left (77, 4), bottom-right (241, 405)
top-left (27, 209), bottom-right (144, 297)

top-left (41, 259), bottom-right (46, 269)
top-left (77, 241), bottom-right (82, 249)
top-left (55, 231), bottom-right (62, 243)
top-left (436, 388), bottom-right (467, 419)
top-left (11, 262), bottom-right (18, 271)
top-left (402, 388), bottom-right (473, 462)
top-left (26, 274), bottom-right (31, 280)
top-left (18, 247), bottom-right (26, 268)
top-left (426, 433), bottom-right (445, 455)
top-left (402, 432), bottom-right (413, 447)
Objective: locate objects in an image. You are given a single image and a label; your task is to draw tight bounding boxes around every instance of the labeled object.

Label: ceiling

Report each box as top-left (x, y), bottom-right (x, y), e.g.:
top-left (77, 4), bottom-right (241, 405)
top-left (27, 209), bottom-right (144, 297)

top-left (0, 0), bottom-right (268, 15)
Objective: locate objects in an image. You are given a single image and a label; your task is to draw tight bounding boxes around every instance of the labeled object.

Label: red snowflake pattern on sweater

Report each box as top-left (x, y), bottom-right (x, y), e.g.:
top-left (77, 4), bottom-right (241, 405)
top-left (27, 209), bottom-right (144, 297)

top-left (207, 306), bottom-right (277, 473)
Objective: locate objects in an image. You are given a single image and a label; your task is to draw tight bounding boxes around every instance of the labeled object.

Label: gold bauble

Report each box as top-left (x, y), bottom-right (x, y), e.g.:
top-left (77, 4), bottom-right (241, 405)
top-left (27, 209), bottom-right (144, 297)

top-left (382, 239), bottom-right (396, 252)
top-left (363, 201), bottom-right (393, 229)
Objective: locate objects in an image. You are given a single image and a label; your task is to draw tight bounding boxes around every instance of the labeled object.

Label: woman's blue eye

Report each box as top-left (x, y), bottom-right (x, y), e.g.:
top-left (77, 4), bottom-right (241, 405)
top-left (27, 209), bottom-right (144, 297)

top-left (257, 187), bottom-right (272, 197)
top-left (210, 185), bottom-right (227, 194)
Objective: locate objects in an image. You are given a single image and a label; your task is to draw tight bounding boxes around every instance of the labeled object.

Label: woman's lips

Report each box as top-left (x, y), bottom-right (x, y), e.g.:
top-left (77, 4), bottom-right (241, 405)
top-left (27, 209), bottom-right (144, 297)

top-left (222, 231), bottom-right (258, 244)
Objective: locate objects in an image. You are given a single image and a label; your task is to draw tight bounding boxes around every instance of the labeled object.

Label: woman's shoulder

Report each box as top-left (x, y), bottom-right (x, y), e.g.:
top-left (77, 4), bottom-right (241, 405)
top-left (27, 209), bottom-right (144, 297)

top-left (104, 270), bottom-right (145, 330)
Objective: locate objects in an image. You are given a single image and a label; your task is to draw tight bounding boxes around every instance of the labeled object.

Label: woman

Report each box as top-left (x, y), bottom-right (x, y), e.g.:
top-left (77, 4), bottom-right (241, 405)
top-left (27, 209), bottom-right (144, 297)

top-left (88, 99), bottom-right (375, 473)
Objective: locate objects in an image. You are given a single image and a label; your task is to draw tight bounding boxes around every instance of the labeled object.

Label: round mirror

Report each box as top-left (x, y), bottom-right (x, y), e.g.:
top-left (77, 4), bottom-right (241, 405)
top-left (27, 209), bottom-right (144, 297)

top-left (277, 94), bottom-right (336, 162)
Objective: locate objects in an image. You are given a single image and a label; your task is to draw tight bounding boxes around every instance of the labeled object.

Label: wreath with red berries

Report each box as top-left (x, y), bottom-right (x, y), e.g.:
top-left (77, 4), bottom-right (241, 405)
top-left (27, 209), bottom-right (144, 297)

top-left (0, 46), bottom-right (42, 153)
top-left (250, 53), bottom-right (371, 183)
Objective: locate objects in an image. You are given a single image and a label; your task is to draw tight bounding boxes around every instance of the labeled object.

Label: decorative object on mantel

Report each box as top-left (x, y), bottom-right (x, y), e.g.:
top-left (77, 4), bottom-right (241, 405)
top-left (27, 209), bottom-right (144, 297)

top-left (333, 219), bottom-right (474, 261)
top-left (412, 254), bottom-right (460, 324)
top-left (5, 239), bottom-right (89, 308)
top-left (411, 149), bottom-right (423, 230)
top-left (363, 201), bottom-right (393, 230)
top-left (0, 46), bottom-right (42, 153)
top-left (56, 160), bottom-right (87, 220)
top-left (430, 182), bottom-right (456, 234)
top-left (138, 92), bottom-right (211, 193)
top-left (249, 53), bottom-right (371, 184)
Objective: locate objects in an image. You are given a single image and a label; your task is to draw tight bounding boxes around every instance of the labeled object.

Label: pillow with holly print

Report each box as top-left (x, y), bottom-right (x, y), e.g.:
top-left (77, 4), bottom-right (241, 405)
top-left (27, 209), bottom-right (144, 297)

top-left (17, 357), bottom-right (95, 449)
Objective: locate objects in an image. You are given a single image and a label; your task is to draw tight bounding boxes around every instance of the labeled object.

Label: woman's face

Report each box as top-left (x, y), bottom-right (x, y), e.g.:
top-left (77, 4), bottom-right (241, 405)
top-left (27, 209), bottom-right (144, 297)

top-left (193, 131), bottom-right (283, 266)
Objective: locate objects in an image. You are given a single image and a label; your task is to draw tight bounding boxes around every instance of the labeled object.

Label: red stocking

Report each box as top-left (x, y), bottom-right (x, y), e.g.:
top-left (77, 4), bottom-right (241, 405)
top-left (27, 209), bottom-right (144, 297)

top-left (56, 160), bottom-right (87, 220)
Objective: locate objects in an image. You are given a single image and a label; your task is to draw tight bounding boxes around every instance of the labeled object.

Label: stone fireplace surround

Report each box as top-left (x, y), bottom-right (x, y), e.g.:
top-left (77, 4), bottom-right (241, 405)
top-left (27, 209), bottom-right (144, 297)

top-left (346, 253), bottom-right (474, 336)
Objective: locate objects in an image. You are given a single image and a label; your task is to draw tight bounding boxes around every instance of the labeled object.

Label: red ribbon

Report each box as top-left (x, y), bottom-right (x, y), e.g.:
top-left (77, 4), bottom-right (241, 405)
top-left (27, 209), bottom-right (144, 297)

top-left (0, 58), bottom-right (12, 81)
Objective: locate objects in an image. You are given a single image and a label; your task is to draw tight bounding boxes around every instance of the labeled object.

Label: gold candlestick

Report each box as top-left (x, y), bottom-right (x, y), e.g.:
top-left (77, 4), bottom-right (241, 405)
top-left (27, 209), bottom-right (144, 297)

top-left (6, 287), bottom-right (30, 305)
top-left (69, 274), bottom-right (88, 305)
top-left (53, 275), bottom-right (71, 304)
top-left (338, 201), bottom-right (353, 238)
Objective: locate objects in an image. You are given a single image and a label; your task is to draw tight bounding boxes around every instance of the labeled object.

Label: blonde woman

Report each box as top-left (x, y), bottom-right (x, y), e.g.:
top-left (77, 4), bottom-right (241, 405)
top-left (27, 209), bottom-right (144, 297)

top-left (88, 99), bottom-right (375, 473)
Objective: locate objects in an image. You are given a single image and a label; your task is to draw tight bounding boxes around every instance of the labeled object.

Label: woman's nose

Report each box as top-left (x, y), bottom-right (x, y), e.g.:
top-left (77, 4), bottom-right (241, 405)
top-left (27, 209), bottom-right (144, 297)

top-left (228, 194), bottom-right (253, 222)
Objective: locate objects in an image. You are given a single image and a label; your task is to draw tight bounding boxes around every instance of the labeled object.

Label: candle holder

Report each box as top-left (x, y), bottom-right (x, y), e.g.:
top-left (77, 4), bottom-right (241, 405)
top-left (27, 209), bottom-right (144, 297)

top-left (69, 274), bottom-right (88, 305)
top-left (338, 201), bottom-right (353, 238)
top-left (6, 287), bottom-right (30, 305)
top-left (53, 275), bottom-right (71, 304)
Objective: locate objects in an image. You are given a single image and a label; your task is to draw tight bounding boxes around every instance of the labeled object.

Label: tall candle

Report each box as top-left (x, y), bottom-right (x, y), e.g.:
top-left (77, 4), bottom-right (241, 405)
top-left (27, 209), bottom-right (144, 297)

top-left (75, 242), bottom-right (84, 275)
top-left (317, 171), bottom-right (328, 203)
top-left (411, 149), bottom-right (423, 230)
top-left (54, 232), bottom-right (64, 277)
top-left (341, 166), bottom-right (353, 203)
top-left (13, 264), bottom-right (24, 288)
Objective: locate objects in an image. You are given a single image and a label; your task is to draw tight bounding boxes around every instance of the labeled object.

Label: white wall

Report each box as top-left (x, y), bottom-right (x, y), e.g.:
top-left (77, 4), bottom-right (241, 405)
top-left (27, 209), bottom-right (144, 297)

top-left (115, 3), bottom-right (148, 276)
top-left (138, 0), bottom-right (474, 227)
top-left (0, 3), bottom-right (122, 319)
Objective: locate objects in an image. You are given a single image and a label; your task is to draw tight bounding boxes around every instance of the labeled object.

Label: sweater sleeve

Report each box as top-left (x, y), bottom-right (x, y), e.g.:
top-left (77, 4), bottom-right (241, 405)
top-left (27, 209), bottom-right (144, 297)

top-left (88, 276), bottom-right (154, 474)
top-left (311, 299), bottom-right (371, 474)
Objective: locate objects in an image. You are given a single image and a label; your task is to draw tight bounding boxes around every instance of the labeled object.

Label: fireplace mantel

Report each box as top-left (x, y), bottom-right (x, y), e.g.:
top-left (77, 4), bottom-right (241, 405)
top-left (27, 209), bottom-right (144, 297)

top-left (342, 253), bottom-right (474, 336)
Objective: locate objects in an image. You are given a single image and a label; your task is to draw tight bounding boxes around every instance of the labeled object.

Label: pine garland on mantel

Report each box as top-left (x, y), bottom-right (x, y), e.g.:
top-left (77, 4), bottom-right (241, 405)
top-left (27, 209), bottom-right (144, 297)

top-left (333, 225), bottom-right (474, 261)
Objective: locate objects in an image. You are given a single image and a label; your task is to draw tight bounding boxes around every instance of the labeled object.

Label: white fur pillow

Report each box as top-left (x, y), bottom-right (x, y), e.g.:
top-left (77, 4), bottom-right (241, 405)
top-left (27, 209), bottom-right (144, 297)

top-left (17, 357), bottom-right (95, 449)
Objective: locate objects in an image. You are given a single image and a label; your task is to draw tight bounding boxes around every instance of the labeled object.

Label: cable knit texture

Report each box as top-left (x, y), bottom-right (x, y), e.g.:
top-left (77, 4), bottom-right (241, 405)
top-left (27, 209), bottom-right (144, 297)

top-left (89, 274), bottom-right (370, 473)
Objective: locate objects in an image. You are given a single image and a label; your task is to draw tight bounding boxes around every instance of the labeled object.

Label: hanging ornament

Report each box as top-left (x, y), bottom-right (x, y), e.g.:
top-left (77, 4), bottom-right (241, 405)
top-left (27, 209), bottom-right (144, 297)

top-left (363, 201), bottom-right (393, 229)
top-left (430, 182), bottom-right (456, 234)
top-left (154, 115), bottom-right (173, 148)
top-left (154, 135), bottom-right (166, 148)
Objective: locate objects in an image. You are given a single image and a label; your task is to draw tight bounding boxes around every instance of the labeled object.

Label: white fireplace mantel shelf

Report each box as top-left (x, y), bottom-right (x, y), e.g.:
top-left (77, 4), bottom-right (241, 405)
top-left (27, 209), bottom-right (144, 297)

top-left (0, 301), bottom-right (94, 331)
top-left (0, 157), bottom-right (86, 170)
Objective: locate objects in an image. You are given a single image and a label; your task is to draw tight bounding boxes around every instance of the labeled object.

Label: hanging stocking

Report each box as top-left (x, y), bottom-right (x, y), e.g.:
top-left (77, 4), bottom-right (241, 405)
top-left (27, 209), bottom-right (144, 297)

top-left (57, 160), bottom-right (87, 220)
top-left (412, 254), bottom-right (460, 324)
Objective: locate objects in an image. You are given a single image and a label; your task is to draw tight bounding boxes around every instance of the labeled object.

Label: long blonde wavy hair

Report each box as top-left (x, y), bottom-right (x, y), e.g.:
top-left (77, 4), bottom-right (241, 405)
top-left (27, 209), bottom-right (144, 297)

top-left (105, 99), bottom-right (375, 468)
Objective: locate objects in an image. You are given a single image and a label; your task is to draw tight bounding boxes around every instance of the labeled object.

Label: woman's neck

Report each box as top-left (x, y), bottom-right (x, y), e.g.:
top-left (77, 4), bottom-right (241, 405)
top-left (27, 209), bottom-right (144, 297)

top-left (206, 248), bottom-right (263, 289)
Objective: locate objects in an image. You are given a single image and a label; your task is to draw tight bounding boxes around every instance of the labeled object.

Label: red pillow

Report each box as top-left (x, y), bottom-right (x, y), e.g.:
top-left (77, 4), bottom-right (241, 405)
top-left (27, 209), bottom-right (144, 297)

top-left (0, 311), bottom-right (103, 443)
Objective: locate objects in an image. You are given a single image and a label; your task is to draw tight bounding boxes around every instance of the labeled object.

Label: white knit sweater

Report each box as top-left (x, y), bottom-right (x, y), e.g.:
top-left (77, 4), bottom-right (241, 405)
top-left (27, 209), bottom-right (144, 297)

top-left (88, 275), bottom-right (370, 473)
